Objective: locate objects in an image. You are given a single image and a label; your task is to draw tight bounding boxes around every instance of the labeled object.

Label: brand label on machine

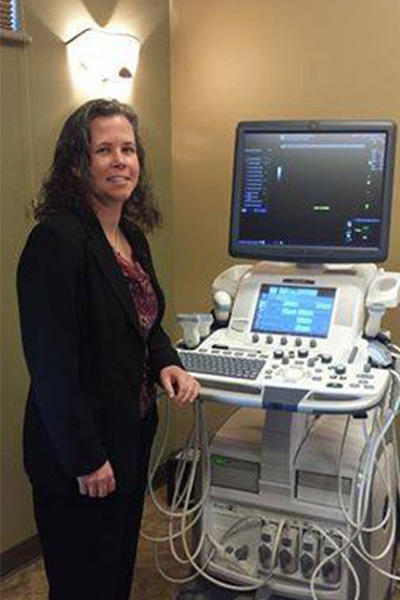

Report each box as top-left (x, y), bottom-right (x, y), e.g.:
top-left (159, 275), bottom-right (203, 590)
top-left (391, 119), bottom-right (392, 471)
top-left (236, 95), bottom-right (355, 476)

top-left (212, 500), bottom-right (242, 516)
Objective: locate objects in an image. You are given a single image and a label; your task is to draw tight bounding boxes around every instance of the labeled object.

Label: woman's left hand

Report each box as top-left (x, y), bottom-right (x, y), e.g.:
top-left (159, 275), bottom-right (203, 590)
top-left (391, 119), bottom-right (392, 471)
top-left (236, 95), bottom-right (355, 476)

top-left (160, 366), bottom-right (201, 406)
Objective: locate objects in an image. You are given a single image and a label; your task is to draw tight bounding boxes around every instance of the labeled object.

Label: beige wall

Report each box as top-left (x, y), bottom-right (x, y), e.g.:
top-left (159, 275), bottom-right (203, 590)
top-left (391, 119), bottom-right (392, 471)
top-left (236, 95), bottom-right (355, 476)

top-left (1, 0), bottom-right (173, 553)
top-left (170, 0), bottom-right (400, 341)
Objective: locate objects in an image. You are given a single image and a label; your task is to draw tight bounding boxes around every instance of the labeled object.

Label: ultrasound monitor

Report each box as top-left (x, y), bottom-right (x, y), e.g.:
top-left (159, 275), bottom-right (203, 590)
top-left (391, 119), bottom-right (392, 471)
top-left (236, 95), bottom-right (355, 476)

top-left (229, 120), bottom-right (396, 264)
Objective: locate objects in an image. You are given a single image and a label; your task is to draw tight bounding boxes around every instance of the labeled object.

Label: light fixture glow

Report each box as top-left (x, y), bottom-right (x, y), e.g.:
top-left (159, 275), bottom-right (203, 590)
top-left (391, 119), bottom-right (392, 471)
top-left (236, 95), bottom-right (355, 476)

top-left (67, 28), bottom-right (140, 83)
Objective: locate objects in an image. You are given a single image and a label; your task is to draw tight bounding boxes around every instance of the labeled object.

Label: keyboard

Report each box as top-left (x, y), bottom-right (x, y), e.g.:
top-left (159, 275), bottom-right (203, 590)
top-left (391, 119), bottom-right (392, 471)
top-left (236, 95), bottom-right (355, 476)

top-left (178, 351), bottom-right (266, 380)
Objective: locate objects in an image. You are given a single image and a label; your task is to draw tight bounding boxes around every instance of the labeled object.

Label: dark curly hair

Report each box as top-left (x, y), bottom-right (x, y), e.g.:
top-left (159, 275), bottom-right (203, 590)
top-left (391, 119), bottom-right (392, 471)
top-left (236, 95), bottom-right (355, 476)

top-left (33, 98), bottom-right (162, 232)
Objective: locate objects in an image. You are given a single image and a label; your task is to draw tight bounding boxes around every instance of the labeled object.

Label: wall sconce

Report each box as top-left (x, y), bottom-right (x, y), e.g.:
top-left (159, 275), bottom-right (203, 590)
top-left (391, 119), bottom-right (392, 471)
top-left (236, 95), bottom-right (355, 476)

top-left (67, 28), bottom-right (140, 82)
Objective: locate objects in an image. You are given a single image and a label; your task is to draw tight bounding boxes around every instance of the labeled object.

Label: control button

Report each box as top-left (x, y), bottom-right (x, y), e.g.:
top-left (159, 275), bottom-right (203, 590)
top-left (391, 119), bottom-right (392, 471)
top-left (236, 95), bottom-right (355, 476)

top-left (289, 351), bottom-right (295, 358)
top-left (274, 349), bottom-right (284, 359)
top-left (335, 364), bottom-right (346, 375)
top-left (280, 337), bottom-right (288, 346)
top-left (364, 363), bottom-right (372, 373)
top-left (310, 339), bottom-right (317, 348)
top-left (282, 356), bottom-right (290, 365)
top-left (266, 335), bottom-right (274, 344)
top-left (307, 358), bottom-right (316, 367)
top-left (295, 338), bottom-right (302, 347)
top-left (321, 354), bottom-right (332, 364)
top-left (298, 348), bottom-right (309, 359)
top-left (252, 333), bottom-right (260, 343)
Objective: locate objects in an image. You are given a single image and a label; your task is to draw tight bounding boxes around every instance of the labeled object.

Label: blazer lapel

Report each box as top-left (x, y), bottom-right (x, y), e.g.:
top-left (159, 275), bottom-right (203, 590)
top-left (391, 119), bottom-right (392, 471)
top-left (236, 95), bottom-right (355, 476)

top-left (83, 216), bottom-right (143, 337)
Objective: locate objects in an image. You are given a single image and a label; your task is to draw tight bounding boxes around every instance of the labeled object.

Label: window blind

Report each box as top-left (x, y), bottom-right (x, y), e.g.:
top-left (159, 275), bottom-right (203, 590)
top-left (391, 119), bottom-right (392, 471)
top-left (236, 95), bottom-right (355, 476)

top-left (1, 0), bottom-right (31, 42)
top-left (0, 0), bottom-right (20, 33)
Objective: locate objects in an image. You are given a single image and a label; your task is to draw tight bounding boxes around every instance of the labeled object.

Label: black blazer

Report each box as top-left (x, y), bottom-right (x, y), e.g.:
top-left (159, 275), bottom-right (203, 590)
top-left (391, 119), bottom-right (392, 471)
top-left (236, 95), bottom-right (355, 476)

top-left (17, 211), bottom-right (182, 494)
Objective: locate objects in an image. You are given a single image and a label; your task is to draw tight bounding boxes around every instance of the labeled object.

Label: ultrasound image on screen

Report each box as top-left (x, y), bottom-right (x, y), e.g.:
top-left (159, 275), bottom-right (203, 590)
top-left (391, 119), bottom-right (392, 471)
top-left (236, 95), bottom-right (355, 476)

top-left (237, 131), bottom-right (386, 250)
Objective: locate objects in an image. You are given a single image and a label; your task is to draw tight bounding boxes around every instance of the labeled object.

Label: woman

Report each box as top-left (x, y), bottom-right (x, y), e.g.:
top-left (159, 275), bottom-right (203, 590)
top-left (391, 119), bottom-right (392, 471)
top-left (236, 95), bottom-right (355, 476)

top-left (17, 98), bottom-right (200, 600)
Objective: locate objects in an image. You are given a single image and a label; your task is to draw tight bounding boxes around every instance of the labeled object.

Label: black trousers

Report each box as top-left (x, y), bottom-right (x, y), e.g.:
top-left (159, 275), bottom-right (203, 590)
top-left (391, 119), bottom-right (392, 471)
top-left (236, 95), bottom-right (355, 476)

top-left (32, 409), bottom-right (157, 600)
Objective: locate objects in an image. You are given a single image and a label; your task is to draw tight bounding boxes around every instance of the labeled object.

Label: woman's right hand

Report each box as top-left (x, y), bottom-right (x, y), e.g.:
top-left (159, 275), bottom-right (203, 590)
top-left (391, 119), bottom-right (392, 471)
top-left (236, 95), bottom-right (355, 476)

top-left (77, 460), bottom-right (116, 498)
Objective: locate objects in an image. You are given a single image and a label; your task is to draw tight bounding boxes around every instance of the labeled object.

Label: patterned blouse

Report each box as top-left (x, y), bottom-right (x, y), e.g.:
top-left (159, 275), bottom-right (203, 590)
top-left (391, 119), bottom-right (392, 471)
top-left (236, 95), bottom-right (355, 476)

top-left (114, 250), bottom-right (158, 419)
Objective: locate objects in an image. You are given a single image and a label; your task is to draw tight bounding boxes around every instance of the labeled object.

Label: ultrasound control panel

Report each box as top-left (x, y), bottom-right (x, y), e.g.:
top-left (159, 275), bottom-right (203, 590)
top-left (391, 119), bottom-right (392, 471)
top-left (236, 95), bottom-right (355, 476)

top-left (178, 263), bottom-right (391, 414)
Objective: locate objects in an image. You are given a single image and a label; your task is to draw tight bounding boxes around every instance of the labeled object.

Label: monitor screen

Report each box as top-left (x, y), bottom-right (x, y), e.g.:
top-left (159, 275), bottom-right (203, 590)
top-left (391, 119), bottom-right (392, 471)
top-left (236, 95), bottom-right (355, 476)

top-left (252, 284), bottom-right (336, 338)
top-left (229, 121), bottom-right (396, 263)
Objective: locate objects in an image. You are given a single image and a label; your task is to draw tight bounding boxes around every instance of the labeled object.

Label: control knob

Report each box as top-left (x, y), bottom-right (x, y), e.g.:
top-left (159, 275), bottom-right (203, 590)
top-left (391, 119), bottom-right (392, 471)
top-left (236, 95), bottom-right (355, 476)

top-left (321, 353), bottom-right (332, 364)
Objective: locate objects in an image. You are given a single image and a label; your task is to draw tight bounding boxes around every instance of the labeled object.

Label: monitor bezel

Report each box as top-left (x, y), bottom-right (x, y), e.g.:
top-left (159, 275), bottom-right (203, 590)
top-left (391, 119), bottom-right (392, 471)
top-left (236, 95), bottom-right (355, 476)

top-left (229, 120), bottom-right (397, 264)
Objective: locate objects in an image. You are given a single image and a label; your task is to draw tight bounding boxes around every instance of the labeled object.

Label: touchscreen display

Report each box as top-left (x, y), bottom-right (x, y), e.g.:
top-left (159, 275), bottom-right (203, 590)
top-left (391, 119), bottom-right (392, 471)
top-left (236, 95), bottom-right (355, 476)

top-left (252, 285), bottom-right (336, 338)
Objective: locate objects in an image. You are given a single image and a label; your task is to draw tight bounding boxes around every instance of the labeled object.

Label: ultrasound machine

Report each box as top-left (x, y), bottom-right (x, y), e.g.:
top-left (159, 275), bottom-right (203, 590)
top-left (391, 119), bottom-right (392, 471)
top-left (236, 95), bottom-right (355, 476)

top-left (147, 120), bottom-right (400, 600)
